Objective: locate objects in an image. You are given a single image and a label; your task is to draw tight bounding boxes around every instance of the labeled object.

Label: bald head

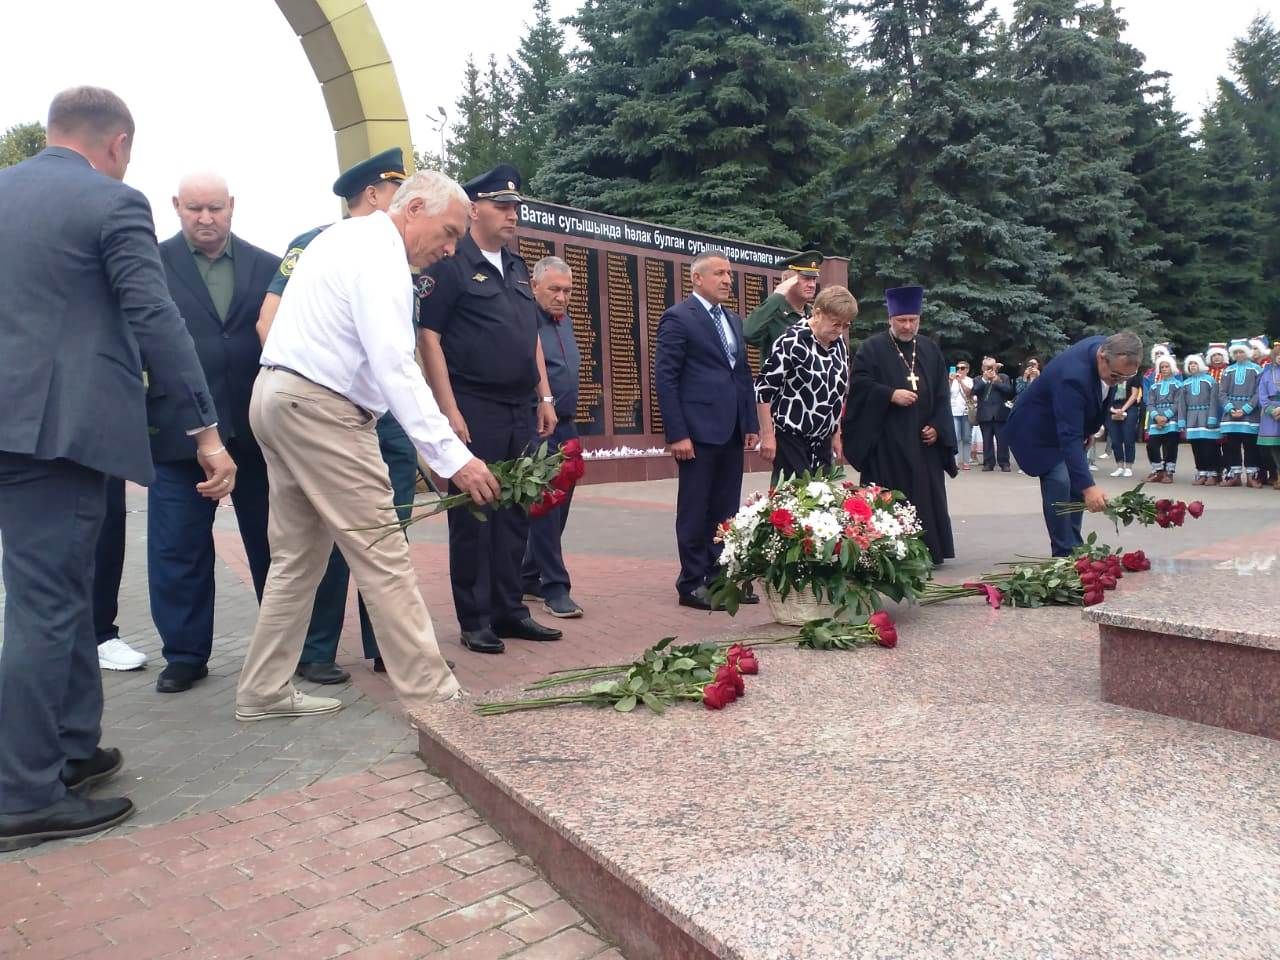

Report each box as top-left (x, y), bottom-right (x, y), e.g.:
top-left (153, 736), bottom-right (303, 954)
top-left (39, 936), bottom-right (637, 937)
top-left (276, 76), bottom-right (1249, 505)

top-left (173, 172), bottom-right (233, 258)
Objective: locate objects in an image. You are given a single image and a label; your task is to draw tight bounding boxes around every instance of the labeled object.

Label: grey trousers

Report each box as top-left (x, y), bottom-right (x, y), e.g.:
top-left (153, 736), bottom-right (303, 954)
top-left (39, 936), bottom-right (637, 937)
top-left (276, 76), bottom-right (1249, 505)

top-left (0, 453), bottom-right (107, 812)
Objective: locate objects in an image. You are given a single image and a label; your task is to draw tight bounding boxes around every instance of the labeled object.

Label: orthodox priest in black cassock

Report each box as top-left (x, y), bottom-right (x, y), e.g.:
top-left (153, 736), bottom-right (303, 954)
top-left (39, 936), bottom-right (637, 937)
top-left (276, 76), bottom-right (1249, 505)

top-left (841, 286), bottom-right (957, 564)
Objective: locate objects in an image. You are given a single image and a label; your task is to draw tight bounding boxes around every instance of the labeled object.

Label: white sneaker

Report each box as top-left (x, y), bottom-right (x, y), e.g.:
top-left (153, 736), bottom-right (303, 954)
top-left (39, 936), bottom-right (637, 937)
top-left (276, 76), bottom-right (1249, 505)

top-left (1122, 468), bottom-right (1133, 478)
top-left (98, 637), bottom-right (148, 671)
top-left (1109, 467), bottom-right (1125, 477)
top-left (236, 689), bottom-right (342, 722)
top-left (1098, 452), bottom-right (1109, 460)
top-left (1089, 464), bottom-right (1099, 472)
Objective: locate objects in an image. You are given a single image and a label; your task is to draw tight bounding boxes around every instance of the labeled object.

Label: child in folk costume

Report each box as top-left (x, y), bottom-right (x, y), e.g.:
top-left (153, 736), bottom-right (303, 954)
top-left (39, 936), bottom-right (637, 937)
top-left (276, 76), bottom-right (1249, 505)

top-left (1219, 339), bottom-right (1264, 487)
top-left (1253, 336), bottom-right (1275, 485)
top-left (1252, 336), bottom-right (1271, 366)
top-left (1180, 354), bottom-right (1221, 486)
top-left (1142, 345), bottom-right (1175, 480)
top-left (1145, 355), bottom-right (1182, 484)
top-left (1206, 342), bottom-right (1230, 385)
top-left (1258, 339), bottom-right (1280, 490)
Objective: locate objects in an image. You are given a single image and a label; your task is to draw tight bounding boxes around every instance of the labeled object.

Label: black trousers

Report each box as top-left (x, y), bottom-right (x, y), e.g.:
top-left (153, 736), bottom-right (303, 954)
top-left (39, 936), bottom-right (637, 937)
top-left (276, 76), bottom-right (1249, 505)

top-left (675, 436), bottom-right (744, 597)
top-left (1221, 434), bottom-right (1261, 473)
top-left (770, 428), bottom-right (833, 485)
top-left (93, 476), bottom-right (127, 645)
top-left (447, 394), bottom-right (535, 631)
top-left (1190, 439), bottom-right (1222, 473)
top-left (1146, 436), bottom-right (1180, 469)
top-left (980, 420), bottom-right (1009, 469)
top-left (521, 420), bottom-right (579, 601)
top-left (0, 453), bottom-right (107, 813)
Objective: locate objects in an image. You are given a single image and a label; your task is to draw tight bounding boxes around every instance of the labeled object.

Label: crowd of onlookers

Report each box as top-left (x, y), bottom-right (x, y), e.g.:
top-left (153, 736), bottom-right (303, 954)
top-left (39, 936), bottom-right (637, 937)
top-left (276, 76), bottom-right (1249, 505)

top-left (946, 337), bottom-right (1280, 488)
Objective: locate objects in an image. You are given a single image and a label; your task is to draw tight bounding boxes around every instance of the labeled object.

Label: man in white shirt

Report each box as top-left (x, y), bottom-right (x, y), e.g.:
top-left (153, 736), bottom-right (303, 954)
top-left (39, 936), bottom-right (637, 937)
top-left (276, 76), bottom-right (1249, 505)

top-left (235, 170), bottom-right (500, 720)
top-left (947, 360), bottom-right (974, 471)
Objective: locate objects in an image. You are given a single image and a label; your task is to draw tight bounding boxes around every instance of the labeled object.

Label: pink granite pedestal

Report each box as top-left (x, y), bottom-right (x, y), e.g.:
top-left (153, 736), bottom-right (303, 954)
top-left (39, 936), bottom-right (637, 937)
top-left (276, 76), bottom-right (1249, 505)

top-left (415, 601), bottom-right (1280, 960)
top-left (1087, 569), bottom-right (1280, 740)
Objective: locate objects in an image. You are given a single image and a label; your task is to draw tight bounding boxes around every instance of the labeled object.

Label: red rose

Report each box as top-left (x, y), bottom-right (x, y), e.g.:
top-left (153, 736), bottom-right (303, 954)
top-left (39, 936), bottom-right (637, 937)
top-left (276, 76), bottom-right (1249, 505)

top-left (875, 626), bottom-right (898, 648)
top-left (802, 537), bottom-right (815, 554)
top-left (1074, 558), bottom-right (1092, 574)
top-left (529, 491), bottom-right (555, 519)
top-left (737, 653), bottom-right (759, 675)
top-left (844, 496), bottom-right (872, 521)
top-left (1155, 498), bottom-right (1173, 511)
top-left (1140, 558), bottom-right (1152, 571)
top-left (1121, 552), bottom-right (1143, 572)
top-left (551, 464), bottom-right (576, 492)
top-left (1082, 590), bottom-right (1104, 606)
top-left (1156, 515), bottom-right (1171, 528)
top-left (715, 664), bottom-right (744, 696)
top-left (1099, 574), bottom-right (1117, 590)
top-left (1187, 500), bottom-right (1204, 518)
top-left (726, 643), bottom-right (748, 664)
top-left (1079, 573), bottom-right (1098, 587)
top-left (1089, 560), bottom-right (1107, 573)
top-left (560, 438), bottom-right (583, 459)
top-left (868, 610), bottom-right (895, 630)
top-left (702, 682), bottom-right (731, 710)
top-left (770, 509), bottom-right (795, 533)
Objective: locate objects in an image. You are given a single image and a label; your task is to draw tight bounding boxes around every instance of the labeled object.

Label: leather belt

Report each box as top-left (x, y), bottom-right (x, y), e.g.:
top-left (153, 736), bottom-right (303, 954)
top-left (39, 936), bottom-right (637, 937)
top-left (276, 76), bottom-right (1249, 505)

top-left (264, 365), bottom-right (372, 419)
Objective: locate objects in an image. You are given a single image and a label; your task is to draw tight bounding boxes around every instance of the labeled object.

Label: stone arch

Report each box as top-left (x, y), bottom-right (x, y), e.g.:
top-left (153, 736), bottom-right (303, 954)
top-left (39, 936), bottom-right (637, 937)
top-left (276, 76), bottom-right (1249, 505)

top-left (274, 0), bottom-right (413, 183)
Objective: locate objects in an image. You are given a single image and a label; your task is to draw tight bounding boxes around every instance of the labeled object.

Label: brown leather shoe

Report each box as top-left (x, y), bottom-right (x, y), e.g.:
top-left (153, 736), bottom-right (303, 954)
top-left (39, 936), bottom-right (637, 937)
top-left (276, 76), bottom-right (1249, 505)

top-left (1247, 477), bottom-right (1264, 488)
top-left (1191, 475), bottom-right (1206, 486)
top-left (1221, 476), bottom-right (1241, 487)
top-left (1204, 476), bottom-right (1220, 486)
top-left (1145, 470), bottom-right (1162, 482)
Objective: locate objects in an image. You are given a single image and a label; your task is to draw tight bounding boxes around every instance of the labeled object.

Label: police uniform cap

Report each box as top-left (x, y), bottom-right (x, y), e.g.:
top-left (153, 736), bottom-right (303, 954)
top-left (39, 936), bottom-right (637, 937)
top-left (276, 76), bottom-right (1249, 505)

top-left (332, 147), bottom-right (407, 200)
top-left (780, 250), bottom-right (823, 276)
top-left (463, 164), bottom-right (523, 203)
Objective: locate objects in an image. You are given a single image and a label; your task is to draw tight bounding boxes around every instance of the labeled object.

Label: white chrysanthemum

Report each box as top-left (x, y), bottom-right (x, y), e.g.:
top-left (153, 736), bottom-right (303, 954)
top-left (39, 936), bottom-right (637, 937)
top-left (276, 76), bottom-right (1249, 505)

top-left (804, 481), bottom-right (834, 504)
top-left (801, 512), bottom-right (841, 543)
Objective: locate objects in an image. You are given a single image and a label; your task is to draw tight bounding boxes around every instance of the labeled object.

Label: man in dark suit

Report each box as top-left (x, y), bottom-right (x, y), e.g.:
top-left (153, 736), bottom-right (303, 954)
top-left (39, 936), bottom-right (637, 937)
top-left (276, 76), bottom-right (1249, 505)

top-left (655, 249), bottom-right (760, 610)
top-left (151, 173), bottom-right (278, 693)
top-left (0, 87), bottom-right (234, 850)
top-left (971, 357), bottom-right (1016, 471)
top-left (1004, 332), bottom-right (1142, 556)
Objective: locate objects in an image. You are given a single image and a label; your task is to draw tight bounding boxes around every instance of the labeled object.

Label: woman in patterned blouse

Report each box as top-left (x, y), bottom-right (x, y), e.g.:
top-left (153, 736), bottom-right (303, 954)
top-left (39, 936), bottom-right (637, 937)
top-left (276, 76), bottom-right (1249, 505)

top-left (755, 285), bottom-right (857, 482)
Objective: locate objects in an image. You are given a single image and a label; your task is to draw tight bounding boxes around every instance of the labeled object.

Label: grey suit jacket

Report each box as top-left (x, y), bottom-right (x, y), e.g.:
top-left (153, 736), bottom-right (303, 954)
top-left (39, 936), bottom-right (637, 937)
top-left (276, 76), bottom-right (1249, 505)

top-left (0, 147), bottom-right (216, 484)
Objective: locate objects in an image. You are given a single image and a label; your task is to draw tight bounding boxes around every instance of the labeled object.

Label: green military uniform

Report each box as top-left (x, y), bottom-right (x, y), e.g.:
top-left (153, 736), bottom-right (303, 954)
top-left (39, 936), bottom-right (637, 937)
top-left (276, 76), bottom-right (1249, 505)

top-left (744, 250), bottom-right (823, 357)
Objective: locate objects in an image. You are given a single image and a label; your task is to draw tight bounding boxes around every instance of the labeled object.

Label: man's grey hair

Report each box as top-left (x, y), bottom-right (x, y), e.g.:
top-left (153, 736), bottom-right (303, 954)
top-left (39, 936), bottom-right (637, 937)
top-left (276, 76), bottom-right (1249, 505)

top-left (691, 248), bottom-right (730, 273)
top-left (389, 170), bottom-right (469, 215)
top-left (532, 255), bottom-right (571, 281)
top-left (47, 86), bottom-right (135, 141)
top-left (1099, 331), bottom-right (1142, 366)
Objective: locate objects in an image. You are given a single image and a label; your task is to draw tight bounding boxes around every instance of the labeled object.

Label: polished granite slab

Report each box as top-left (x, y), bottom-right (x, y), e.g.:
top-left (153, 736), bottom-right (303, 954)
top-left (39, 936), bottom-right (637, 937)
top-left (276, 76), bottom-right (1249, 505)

top-left (415, 599), bottom-right (1280, 960)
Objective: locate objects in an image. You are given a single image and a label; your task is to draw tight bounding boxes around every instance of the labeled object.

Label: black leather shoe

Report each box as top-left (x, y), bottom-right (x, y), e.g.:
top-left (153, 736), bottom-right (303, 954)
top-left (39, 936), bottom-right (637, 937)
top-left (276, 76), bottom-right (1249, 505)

top-left (493, 617), bottom-right (562, 642)
top-left (62, 748), bottom-right (123, 794)
top-left (460, 629), bottom-right (505, 654)
top-left (0, 795), bottom-right (134, 853)
top-left (295, 662), bottom-right (351, 685)
top-left (678, 586), bottom-right (724, 611)
top-left (739, 583), bottom-right (761, 605)
top-left (373, 657), bottom-right (386, 673)
top-left (155, 662), bottom-right (208, 694)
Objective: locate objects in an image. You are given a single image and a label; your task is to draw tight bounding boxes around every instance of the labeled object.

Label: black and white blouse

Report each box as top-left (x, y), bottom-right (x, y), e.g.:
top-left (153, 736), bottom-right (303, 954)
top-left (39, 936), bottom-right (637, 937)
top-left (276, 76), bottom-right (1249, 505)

top-left (755, 323), bottom-right (849, 439)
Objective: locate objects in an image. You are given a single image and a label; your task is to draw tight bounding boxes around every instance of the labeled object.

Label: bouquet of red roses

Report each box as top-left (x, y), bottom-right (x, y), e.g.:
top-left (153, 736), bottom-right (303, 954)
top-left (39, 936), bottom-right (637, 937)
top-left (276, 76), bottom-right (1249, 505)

top-left (1055, 482), bottom-right (1204, 532)
top-left (355, 438), bottom-right (585, 545)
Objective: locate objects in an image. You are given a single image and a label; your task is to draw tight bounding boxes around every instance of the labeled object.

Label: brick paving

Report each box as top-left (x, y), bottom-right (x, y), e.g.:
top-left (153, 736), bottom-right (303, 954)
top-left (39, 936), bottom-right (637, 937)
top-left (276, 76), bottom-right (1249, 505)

top-left (1, 467), bottom-right (1277, 958)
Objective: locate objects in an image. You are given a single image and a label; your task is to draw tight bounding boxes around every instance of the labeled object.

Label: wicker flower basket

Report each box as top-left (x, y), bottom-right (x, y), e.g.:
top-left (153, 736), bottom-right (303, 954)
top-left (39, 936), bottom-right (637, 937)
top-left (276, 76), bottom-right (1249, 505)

top-left (763, 585), bottom-right (838, 626)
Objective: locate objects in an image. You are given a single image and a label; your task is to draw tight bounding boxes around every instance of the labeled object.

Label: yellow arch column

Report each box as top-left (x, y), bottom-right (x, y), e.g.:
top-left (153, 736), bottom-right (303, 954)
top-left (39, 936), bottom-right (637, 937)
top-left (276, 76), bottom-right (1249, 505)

top-left (274, 0), bottom-right (414, 181)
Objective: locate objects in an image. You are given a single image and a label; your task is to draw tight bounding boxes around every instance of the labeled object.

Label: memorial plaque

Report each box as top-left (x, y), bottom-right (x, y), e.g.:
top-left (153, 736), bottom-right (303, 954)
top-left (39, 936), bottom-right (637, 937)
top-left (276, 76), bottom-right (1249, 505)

top-left (644, 258), bottom-right (675, 435)
top-left (510, 198), bottom-right (846, 451)
top-left (517, 236), bottom-right (555, 275)
top-left (562, 244), bottom-right (605, 435)
top-left (605, 252), bottom-right (643, 435)
top-left (742, 272), bottom-right (769, 375)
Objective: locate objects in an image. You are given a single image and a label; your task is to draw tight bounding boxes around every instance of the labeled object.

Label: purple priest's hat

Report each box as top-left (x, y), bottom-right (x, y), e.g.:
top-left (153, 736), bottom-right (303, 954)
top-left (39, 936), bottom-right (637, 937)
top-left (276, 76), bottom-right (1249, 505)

top-left (885, 285), bottom-right (924, 319)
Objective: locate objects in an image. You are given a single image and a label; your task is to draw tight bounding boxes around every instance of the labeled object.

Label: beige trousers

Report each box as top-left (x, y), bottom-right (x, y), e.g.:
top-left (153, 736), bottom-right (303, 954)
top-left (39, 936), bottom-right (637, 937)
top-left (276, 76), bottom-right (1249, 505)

top-left (236, 368), bottom-right (459, 711)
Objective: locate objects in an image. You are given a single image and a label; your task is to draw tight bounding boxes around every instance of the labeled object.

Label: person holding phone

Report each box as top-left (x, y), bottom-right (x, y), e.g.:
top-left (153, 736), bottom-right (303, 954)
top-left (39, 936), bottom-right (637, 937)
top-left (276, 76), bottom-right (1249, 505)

top-left (948, 361), bottom-right (974, 470)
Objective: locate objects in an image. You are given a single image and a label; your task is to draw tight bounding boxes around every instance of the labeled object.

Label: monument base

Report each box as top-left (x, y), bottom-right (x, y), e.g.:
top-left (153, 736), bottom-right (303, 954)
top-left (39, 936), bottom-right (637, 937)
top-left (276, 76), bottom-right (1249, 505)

top-left (415, 601), bottom-right (1279, 960)
top-left (1087, 567), bottom-right (1279, 740)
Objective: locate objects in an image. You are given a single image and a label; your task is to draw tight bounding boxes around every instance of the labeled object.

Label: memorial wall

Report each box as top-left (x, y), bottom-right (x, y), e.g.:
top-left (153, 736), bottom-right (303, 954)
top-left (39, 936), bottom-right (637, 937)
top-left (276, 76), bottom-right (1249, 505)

top-left (511, 199), bottom-right (849, 448)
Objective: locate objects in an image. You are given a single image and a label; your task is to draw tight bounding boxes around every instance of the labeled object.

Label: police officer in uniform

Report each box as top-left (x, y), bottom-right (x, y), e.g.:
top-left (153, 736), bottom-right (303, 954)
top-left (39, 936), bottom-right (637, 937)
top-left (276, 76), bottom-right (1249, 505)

top-left (744, 250), bottom-right (824, 357)
top-left (418, 164), bottom-right (561, 655)
top-left (256, 148), bottom-right (415, 683)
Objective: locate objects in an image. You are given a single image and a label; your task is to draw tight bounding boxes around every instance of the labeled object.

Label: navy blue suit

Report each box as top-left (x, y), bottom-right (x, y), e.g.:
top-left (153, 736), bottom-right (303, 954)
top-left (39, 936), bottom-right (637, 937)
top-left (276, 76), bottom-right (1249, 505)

top-left (1004, 336), bottom-right (1109, 556)
top-left (150, 233), bottom-right (277, 666)
top-left (0, 148), bottom-right (216, 813)
top-left (654, 295), bottom-right (759, 595)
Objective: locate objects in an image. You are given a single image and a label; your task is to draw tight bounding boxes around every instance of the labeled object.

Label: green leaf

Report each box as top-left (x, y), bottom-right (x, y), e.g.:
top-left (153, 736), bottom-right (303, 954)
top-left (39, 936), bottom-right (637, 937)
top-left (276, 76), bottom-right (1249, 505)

top-left (590, 681), bottom-right (617, 695)
top-left (614, 695), bottom-right (637, 713)
top-left (641, 693), bottom-right (665, 714)
top-left (671, 657), bottom-right (696, 670)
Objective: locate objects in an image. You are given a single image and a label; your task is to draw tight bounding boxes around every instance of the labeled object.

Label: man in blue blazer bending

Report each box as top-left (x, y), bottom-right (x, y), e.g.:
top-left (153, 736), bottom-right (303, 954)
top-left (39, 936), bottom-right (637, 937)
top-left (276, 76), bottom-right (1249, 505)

top-left (151, 173), bottom-right (279, 693)
top-left (1004, 331), bottom-right (1142, 556)
top-left (654, 249), bottom-right (760, 610)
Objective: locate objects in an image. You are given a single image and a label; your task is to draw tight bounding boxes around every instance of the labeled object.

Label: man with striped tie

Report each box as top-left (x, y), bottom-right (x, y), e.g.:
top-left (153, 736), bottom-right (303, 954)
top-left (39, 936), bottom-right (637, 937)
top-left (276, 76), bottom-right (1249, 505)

top-left (654, 249), bottom-right (760, 610)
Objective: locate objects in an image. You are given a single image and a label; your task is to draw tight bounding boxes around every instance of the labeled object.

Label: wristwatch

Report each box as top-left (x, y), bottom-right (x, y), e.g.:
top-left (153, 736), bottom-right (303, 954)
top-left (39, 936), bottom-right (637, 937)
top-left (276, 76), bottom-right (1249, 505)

top-left (539, 396), bottom-right (554, 404)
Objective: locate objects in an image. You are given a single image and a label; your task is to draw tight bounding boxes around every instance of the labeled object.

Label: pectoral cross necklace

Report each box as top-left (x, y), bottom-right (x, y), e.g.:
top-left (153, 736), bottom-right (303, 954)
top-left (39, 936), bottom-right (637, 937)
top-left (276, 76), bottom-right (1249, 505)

top-left (891, 336), bottom-right (920, 391)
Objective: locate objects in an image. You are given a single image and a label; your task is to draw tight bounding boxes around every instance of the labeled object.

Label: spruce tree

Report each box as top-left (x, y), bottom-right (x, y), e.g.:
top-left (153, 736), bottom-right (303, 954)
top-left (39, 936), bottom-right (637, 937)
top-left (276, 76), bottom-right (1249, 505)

top-left (446, 56), bottom-right (492, 181)
top-left (1008, 0), bottom-right (1159, 343)
top-left (1196, 94), bottom-right (1272, 340)
top-left (483, 54), bottom-right (516, 166)
top-left (508, 0), bottom-right (569, 184)
top-left (835, 0), bottom-right (1060, 359)
top-left (534, 0), bottom-right (840, 246)
top-left (1217, 15), bottom-right (1280, 329)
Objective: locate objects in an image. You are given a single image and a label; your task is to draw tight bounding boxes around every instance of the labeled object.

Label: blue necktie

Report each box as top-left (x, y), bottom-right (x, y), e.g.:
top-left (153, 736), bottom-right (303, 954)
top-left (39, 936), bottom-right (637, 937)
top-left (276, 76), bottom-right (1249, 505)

top-left (711, 305), bottom-right (735, 367)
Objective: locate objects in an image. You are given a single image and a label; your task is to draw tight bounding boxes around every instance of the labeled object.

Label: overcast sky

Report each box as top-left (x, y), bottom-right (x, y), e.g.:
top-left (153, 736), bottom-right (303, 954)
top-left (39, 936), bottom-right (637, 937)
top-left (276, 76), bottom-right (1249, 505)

top-left (1, 0), bottom-right (1271, 252)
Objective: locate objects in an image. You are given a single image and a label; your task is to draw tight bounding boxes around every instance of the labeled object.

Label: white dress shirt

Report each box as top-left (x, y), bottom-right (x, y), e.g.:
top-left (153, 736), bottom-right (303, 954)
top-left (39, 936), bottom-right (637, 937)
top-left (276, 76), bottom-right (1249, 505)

top-left (261, 211), bottom-right (473, 478)
top-left (692, 291), bottom-right (737, 367)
